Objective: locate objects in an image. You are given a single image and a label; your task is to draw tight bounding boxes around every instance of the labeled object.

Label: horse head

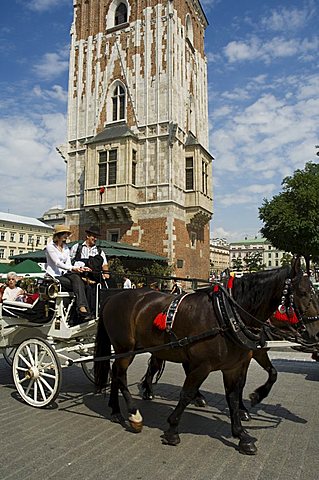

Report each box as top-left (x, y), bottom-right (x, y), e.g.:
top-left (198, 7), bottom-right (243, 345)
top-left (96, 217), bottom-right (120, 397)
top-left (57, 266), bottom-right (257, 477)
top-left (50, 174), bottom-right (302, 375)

top-left (289, 256), bottom-right (319, 341)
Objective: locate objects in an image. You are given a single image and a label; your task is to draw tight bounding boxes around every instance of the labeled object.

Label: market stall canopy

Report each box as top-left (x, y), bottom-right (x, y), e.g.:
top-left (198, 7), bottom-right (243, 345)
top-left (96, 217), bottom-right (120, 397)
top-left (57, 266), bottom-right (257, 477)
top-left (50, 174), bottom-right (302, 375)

top-left (10, 240), bottom-right (167, 263)
top-left (14, 259), bottom-right (43, 274)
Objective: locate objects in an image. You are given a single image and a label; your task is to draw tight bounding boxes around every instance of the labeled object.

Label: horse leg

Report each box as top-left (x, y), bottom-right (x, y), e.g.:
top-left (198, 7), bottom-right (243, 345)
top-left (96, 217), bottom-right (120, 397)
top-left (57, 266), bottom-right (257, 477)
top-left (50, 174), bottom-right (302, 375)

top-left (140, 355), bottom-right (164, 400)
top-left (222, 367), bottom-right (257, 455)
top-left (249, 349), bottom-right (277, 407)
top-left (108, 362), bottom-right (126, 425)
top-left (115, 357), bottom-right (143, 433)
top-left (183, 362), bottom-right (207, 407)
top-left (162, 365), bottom-right (210, 446)
top-left (238, 354), bottom-right (253, 422)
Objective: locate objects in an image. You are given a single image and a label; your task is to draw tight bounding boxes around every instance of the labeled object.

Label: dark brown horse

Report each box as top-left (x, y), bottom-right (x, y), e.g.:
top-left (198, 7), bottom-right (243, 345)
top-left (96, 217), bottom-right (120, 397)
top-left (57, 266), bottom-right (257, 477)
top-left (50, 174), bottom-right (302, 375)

top-left (139, 313), bottom-right (306, 418)
top-left (94, 258), bottom-right (319, 455)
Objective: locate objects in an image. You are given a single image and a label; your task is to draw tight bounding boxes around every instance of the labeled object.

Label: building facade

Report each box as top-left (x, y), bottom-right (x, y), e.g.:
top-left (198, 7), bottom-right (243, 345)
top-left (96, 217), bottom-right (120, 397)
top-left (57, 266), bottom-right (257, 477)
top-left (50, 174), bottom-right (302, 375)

top-left (62, 0), bottom-right (213, 279)
top-left (229, 237), bottom-right (285, 270)
top-left (210, 237), bottom-right (230, 275)
top-left (39, 206), bottom-right (66, 228)
top-left (0, 212), bottom-right (52, 264)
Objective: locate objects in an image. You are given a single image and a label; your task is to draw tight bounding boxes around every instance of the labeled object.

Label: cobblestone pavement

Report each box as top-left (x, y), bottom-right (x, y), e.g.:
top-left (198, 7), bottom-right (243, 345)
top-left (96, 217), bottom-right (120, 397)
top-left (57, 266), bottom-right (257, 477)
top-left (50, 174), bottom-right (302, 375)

top-left (1, 350), bottom-right (319, 480)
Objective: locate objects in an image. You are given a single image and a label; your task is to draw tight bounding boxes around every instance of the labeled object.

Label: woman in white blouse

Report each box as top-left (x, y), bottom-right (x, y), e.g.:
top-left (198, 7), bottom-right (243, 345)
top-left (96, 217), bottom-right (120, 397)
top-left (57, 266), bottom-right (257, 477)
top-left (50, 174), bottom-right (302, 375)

top-left (45, 225), bottom-right (93, 321)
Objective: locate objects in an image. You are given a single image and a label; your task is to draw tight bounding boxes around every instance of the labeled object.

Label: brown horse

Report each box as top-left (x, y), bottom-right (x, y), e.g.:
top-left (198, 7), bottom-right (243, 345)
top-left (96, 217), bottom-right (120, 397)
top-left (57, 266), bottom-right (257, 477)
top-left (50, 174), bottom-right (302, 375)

top-left (94, 258), bottom-right (319, 455)
top-left (139, 313), bottom-right (305, 418)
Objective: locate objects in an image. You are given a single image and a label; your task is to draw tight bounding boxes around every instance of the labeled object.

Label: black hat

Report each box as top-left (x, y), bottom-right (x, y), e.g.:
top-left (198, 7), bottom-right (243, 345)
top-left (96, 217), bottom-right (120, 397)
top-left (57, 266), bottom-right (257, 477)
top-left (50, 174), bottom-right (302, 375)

top-left (85, 225), bottom-right (101, 237)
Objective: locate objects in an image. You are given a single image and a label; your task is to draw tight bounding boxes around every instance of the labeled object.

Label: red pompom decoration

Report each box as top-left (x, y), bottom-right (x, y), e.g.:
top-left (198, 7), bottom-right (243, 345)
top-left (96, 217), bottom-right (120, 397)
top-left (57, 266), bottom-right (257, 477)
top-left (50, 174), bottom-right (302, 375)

top-left (153, 312), bottom-right (167, 330)
top-left (100, 187), bottom-right (105, 194)
top-left (213, 285), bottom-right (219, 292)
top-left (273, 309), bottom-right (299, 324)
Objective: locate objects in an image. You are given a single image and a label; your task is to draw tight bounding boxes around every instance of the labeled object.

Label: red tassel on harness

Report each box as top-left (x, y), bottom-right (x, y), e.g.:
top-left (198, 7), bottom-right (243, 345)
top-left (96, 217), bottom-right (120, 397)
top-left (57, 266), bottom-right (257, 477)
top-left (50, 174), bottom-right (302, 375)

top-left (227, 276), bottom-right (234, 290)
top-left (153, 312), bottom-right (167, 330)
top-left (273, 309), bottom-right (299, 324)
top-left (213, 284), bottom-right (219, 292)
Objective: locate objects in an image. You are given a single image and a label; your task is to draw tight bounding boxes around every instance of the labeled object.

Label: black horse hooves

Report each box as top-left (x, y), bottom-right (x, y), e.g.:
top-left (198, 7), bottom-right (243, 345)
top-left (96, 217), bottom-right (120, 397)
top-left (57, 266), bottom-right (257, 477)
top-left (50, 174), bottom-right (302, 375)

top-left (249, 392), bottom-right (259, 407)
top-left (161, 432), bottom-right (181, 446)
top-left (142, 392), bottom-right (154, 401)
top-left (192, 397), bottom-right (207, 408)
top-left (238, 439), bottom-right (257, 455)
top-left (239, 410), bottom-right (252, 422)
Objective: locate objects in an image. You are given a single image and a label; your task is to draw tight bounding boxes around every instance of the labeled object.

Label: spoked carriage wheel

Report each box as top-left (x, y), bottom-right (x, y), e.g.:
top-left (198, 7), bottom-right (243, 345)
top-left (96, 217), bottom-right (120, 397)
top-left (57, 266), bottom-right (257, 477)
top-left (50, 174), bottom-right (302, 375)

top-left (81, 359), bottom-right (95, 383)
top-left (12, 338), bottom-right (62, 408)
top-left (3, 346), bottom-right (17, 366)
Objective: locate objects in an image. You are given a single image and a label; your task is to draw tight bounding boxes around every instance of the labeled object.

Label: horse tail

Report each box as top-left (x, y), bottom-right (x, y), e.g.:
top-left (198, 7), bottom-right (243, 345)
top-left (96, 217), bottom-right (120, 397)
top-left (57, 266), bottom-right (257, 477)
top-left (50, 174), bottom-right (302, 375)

top-left (94, 313), bottom-right (111, 392)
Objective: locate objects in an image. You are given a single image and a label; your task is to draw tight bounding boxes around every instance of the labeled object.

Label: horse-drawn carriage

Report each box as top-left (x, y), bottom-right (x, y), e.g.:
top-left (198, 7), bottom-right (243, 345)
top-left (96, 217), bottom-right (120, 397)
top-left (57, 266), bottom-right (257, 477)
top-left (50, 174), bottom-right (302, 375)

top-left (0, 276), bottom-right (99, 407)
top-left (1, 259), bottom-right (319, 455)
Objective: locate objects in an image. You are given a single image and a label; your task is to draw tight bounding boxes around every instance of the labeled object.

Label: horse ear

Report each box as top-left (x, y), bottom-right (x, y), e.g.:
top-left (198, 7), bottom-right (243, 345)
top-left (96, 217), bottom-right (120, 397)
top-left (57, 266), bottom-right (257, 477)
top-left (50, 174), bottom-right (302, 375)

top-left (290, 255), bottom-right (301, 278)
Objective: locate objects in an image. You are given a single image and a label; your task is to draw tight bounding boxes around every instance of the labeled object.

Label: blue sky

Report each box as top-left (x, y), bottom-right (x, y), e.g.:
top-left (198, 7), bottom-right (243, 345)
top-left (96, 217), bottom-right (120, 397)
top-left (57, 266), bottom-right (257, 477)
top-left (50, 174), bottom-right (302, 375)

top-left (0, 0), bottom-right (318, 242)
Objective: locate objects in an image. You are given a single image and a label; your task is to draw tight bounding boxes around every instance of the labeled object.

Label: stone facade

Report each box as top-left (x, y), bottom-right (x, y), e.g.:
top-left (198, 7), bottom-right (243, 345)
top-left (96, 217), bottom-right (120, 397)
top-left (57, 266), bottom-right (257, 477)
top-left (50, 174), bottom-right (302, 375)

top-left (0, 212), bottom-right (52, 263)
top-left (64, 0), bottom-right (213, 279)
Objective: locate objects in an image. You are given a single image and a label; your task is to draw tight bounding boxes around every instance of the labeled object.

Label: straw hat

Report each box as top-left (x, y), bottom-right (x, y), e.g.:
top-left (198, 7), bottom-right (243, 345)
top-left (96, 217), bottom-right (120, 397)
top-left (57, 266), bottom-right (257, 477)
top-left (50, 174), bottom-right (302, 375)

top-left (53, 225), bottom-right (72, 235)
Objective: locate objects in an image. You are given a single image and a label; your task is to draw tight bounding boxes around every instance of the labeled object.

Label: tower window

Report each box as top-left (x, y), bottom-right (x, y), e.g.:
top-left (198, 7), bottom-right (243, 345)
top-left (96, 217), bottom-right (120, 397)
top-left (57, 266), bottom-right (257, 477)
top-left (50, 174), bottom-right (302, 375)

top-left (132, 149), bottom-right (137, 185)
top-left (99, 150), bottom-right (118, 186)
top-left (185, 157), bottom-right (194, 190)
top-left (186, 15), bottom-right (194, 45)
top-left (112, 84), bottom-right (125, 121)
top-left (202, 161), bottom-right (208, 195)
top-left (115, 3), bottom-right (127, 26)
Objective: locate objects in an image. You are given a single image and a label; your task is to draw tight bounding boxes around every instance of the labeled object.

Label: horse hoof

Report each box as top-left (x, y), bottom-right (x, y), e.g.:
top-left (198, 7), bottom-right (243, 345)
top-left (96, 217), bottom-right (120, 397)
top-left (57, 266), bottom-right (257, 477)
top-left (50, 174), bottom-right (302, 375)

top-left (129, 420), bottom-right (143, 433)
top-left (161, 432), bottom-right (181, 446)
top-left (192, 397), bottom-right (206, 408)
top-left (238, 440), bottom-right (257, 455)
top-left (239, 410), bottom-right (251, 422)
top-left (142, 392), bottom-right (154, 401)
top-left (249, 392), bottom-right (259, 407)
top-left (111, 413), bottom-right (126, 425)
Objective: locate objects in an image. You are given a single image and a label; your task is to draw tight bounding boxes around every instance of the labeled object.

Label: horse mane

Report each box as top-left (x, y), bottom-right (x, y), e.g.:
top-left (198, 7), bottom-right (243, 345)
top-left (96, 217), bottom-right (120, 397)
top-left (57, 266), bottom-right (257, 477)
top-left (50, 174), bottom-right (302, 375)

top-left (233, 266), bottom-right (291, 320)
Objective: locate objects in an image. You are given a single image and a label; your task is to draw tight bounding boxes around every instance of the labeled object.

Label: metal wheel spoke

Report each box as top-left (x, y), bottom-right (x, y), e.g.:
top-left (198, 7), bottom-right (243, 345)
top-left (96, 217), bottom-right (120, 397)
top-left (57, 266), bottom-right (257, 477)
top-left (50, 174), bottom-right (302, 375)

top-left (33, 380), bottom-right (38, 401)
top-left (25, 378), bottom-right (35, 394)
top-left (34, 344), bottom-right (39, 366)
top-left (18, 353), bottom-right (31, 368)
top-left (16, 366), bottom-right (28, 373)
top-left (37, 379), bottom-right (48, 401)
top-left (41, 372), bottom-right (57, 380)
top-left (38, 376), bottom-right (54, 393)
top-left (26, 345), bottom-right (35, 366)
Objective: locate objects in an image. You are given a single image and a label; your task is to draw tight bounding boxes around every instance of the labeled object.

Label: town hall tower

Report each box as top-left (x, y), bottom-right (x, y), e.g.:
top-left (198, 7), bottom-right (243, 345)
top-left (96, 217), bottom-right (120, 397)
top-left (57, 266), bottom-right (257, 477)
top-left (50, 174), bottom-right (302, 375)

top-left (64, 0), bottom-right (213, 278)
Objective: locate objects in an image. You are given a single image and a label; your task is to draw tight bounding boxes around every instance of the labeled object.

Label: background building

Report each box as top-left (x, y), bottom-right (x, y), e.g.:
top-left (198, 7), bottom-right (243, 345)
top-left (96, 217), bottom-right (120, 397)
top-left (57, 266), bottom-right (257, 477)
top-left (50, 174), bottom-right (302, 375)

top-left (210, 238), bottom-right (230, 276)
top-left (0, 212), bottom-right (52, 264)
top-left (39, 206), bottom-right (65, 228)
top-left (229, 237), bottom-right (285, 270)
top-left (62, 0), bottom-right (213, 279)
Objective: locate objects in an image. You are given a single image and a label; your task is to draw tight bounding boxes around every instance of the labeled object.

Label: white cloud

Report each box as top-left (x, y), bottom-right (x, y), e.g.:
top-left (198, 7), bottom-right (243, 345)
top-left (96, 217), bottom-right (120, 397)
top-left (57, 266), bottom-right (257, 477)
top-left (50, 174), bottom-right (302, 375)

top-left (261, 5), bottom-right (312, 32)
top-left (33, 50), bottom-right (69, 80)
top-left (26, 0), bottom-right (68, 12)
top-left (33, 84), bottom-right (68, 102)
top-left (224, 35), bottom-right (319, 64)
top-left (0, 114), bottom-right (67, 217)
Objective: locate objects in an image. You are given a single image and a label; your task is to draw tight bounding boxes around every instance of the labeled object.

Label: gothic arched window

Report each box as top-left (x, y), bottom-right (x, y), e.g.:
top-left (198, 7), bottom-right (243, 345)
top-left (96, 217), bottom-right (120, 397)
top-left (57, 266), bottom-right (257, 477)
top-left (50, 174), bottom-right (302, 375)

top-left (186, 14), bottom-right (194, 45)
top-left (115, 3), bottom-right (127, 26)
top-left (112, 84), bottom-right (126, 121)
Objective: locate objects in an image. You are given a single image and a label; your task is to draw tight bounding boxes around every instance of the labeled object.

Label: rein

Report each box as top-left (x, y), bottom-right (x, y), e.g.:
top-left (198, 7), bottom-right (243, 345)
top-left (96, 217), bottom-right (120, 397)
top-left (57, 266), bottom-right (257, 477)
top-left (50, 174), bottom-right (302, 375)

top-left (84, 326), bottom-right (226, 365)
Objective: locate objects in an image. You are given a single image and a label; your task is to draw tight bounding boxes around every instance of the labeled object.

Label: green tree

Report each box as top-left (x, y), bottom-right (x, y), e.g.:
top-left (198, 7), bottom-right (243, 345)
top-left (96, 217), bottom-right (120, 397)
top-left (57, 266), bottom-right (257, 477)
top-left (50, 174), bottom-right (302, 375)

top-left (280, 253), bottom-right (293, 267)
top-left (243, 251), bottom-right (265, 272)
top-left (259, 162), bottom-right (319, 273)
top-left (232, 257), bottom-right (243, 271)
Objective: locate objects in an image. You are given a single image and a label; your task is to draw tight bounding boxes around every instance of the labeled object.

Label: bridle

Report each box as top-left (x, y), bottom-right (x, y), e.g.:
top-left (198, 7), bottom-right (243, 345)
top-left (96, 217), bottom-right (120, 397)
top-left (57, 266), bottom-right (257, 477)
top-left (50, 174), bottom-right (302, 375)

top-left (291, 277), bottom-right (319, 324)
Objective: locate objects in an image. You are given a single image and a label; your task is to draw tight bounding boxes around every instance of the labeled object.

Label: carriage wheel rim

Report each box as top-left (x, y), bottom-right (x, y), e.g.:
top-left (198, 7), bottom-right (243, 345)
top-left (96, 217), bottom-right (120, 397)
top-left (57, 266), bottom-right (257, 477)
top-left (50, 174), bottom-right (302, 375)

top-left (12, 338), bottom-right (62, 408)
